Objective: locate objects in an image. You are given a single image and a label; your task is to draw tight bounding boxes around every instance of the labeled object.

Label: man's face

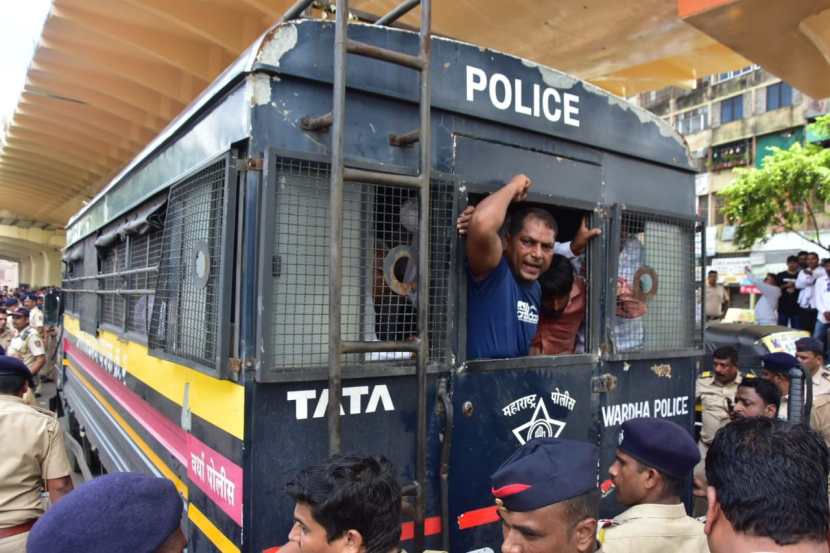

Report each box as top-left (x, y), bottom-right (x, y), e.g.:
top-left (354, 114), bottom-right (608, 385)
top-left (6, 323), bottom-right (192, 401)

top-left (608, 450), bottom-right (648, 507)
top-left (499, 503), bottom-right (581, 553)
top-left (712, 357), bottom-right (738, 385)
top-left (731, 386), bottom-right (775, 420)
top-left (504, 217), bottom-right (555, 283)
top-left (787, 260), bottom-right (799, 272)
top-left (12, 315), bottom-right (27, 331)
top-left (796, 351), bottom-right (822, 373)
top-left (808, 254), bottom-right (820, 269)
top-left (0, 315), bottom-right (8, 329)
top-left (799, 254), bottom-right (808, 268)
top-left (289, 503), bottom-right (351, 553)
top-left (707, 272), bottom-right (717, 286)
top-left (23, 298), bottom-right (34, 309)
top-left (761, 370), bottom-right (788, 395)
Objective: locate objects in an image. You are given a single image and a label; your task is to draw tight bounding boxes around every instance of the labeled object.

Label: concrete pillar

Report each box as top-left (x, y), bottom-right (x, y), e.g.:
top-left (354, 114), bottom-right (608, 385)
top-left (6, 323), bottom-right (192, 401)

top-left (31, 253), bottom-right (43, 288)
top-left (20, 257), bottom-right (32, 286)
top-left (43, 250), bottom-right (61, 286)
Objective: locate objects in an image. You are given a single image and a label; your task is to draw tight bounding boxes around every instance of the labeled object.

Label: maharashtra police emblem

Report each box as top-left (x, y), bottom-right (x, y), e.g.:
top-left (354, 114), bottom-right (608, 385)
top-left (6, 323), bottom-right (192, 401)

top-left (512, 400), bottom-right (565, 444)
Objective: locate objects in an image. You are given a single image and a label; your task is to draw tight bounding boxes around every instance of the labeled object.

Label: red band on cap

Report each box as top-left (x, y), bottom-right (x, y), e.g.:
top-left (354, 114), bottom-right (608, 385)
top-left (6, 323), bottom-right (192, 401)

top-left (491, 483), bottom-right (531, 497)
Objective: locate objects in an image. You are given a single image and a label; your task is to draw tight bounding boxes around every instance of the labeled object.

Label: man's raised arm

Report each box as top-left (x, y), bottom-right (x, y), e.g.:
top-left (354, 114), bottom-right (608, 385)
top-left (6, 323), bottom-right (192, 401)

top-left (466, 174), bottom-right (531, 279)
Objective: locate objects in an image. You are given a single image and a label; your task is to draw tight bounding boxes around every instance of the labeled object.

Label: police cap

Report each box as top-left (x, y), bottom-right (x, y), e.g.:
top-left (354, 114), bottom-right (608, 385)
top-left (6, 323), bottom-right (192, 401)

top-left (795, 337), bottom-right (823, 356)
top-left (27, 473), bottom-right (183, 553)
top-left (0, 355), bottom-right (34, 386)
top-left (4, 298), bottom-right (16, 307)
top-left (490, 437), bottom-right (597, 512)
top-left (762, 352), bottom-right (799, 374)
top-left (11, 307), bottom-right (28, 318)
top-left (618, 417), bottom-right (699, 479)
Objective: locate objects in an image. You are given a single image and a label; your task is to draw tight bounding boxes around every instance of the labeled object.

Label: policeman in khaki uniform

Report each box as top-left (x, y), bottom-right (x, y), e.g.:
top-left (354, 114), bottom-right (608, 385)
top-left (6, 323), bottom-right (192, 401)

top-left (600, 418), bottom-right (707, 553)
top-left (0, 356), bottom-right (73, 553)
top-left (6, 308), bottom-right (45, 404)
top-left (795, 337), bottom-right (830, 398)
top-left (694, 346), bottom-right (741, 484)
top-left (490, 437), bottom-right (602, 553)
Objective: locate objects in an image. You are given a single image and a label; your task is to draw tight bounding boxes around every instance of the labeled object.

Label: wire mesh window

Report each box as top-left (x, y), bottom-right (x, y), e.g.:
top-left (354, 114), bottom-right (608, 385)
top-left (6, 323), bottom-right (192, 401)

top-left (125, 226), bottom-right (164, 335)
top-left (267, 157), bottom-right (454, 374)
top-left (63, 261), bottom-right (81, 314)
top-left (612, 211), bottom-right (701, 353)
top-left (149, 160), bottom-right (228, 369)
top-left (99, 239), bottom-right (127, 328)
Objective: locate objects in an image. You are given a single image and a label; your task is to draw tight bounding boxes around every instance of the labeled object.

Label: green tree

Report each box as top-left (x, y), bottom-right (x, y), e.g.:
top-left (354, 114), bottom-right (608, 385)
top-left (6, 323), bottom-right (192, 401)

top-left (719, 114), bottom-right (830, 251)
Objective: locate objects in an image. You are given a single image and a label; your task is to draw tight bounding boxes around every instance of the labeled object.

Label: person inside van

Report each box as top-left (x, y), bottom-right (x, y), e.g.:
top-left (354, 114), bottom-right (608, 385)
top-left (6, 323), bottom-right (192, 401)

top-left (530, 254), bottom-right (586, 356)
top-left (457, 176), bottom-right (599, 360)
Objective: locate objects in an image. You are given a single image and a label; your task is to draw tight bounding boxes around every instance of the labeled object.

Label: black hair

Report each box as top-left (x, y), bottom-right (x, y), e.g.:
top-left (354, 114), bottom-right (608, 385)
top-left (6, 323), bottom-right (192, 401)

top-left (634, 460), bottom-right (685, 498)
top-left (0, 374), bottom-right (25, 395)
top-left (822, 258), bottom-right (830, 266)
top-left (286, 454), bottom-right (402, 553)
top-left (808, 251), bottom-right (820, 258)
top-left (706, 418), bottom-right (829, 546)
top-left (798, 251), bottom-right (809, 257)
top-left (738, 378), bottom-right (781, 411)
top-left (786, 255), bottom-right (799, 264)
top-left (562, 489), bottom-right (600, 534)
top-left (765, 273), bottom-right (779, 285)
top-left (539, 254), bottom-right (574, 306)
top-left (506, 207), bottom-right (558, 237)
top-left (708, 270), bottom-right (718, 275)
top-left (712, 345), bottom-right (738, 366)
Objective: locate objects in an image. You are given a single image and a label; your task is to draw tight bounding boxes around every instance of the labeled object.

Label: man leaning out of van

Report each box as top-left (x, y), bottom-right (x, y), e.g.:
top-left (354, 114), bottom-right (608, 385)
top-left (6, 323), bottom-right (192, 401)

top-left (459, 174), bottom-right (599, 360)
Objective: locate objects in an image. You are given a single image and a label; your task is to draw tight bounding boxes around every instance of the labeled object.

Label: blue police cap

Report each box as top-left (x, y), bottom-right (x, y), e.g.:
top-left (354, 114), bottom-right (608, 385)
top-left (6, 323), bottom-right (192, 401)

top-left (762, 352), bottom-right (799, 374)
top-left (490, 437), bottom-right (598, 512)
top-left (618, 417), bottom-right (699, 479)
top-left (27, 473), bottom-right (182, 553)
top-left (3, 298), bottom-right (16, 307)
top-left (11, 307), bottom-right (28, 318)
top-left (25, 294), bottom-right (37, 302)
top-left (795, 338), bottom-right (823, 356)
top-left (0, 355), bottom-right (34, 386)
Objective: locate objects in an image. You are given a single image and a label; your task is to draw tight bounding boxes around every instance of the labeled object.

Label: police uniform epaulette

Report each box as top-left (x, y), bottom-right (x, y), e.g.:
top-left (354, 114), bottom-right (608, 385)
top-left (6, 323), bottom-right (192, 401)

top-left (744, 371), bottom-right (757, 379)
top-left (596, 519), bottom-right (618, 544)
top-left (698, 370), bottom-right (712, 379)
top-left (820, 371), bottom-right (830, 381)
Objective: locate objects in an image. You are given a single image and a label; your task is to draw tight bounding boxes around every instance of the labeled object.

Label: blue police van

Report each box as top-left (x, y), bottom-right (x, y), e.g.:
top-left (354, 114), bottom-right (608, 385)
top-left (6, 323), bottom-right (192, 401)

top-left (58, 4), bottom-right (702, 552)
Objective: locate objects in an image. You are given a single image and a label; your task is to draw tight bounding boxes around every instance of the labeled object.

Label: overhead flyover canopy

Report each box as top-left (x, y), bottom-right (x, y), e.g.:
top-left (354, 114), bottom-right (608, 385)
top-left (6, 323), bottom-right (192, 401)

top-left (2, 0), bottom-right (819, 283)
top-left (679, 0), bottom-right (830, 100)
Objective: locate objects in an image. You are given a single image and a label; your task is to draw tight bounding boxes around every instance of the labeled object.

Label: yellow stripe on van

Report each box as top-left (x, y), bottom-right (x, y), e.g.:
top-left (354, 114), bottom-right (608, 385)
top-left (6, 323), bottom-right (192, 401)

top-left (188, 503), bottom-right (241, 553)
top-left (68, 362), bottom-right (189, 499)
top-left (63, 315), bottom-right (244, 440)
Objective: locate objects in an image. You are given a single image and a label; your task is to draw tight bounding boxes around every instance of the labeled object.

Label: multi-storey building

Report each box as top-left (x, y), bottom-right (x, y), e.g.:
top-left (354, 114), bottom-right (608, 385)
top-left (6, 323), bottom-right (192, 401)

top-left (635, 67), bottom-right (830, 293)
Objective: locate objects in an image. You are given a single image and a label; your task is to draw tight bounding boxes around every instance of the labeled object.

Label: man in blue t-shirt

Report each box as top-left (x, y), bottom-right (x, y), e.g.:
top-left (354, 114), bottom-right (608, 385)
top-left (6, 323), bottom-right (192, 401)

top-left (462, 175), bottom-right (567, 359)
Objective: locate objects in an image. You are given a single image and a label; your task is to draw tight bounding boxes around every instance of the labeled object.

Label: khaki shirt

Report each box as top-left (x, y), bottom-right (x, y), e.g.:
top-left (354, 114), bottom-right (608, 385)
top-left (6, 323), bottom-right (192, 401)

top-left (28, 308), bottom-right (43, 333)
top-left (599, 503), bottom-right (709, 553)
top-left (779, 371), bottom-right (830, 421)
top-left (810, 395), bottom-right (830, 448)
top-left (0, 395), bottom-right (72, 527)
top-left (697, 372), bottom-right (741, 446)
top-left (705, 284), bottom-right (728, 317)
top-left (7, 327), bottom-right (45, 372)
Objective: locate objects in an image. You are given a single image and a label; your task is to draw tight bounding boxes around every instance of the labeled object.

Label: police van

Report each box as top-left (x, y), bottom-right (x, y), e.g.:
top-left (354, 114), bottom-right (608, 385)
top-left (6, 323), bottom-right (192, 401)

top-left (58, 4), bottom-right (702, 552)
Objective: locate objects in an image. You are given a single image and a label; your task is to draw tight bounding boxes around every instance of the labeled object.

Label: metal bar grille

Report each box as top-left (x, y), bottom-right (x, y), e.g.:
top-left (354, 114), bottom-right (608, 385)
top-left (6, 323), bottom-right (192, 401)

top-left (63, 261), bottom-right (81, 314)
top-left (98, 239), bottom-right (128, 327)
top-left (613, 211), bottom-right (699, 353)
top-left (149, 159), bottom-right (227, 369)
top-left (266, 157), bottom-right (453, 376)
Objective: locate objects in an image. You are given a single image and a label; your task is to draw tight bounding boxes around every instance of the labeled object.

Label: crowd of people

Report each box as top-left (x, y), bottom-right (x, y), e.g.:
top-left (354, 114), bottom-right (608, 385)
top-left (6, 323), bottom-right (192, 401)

top-left (706, 251), bottom-right (830, 357)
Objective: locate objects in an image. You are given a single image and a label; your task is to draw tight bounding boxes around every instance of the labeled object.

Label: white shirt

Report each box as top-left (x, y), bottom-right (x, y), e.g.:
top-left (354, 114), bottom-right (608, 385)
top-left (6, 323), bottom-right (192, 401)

top-left (796, 267), bottom-right (826, 309)
top-left (815, 272), bottom-right (830, 324)
top-left (747, 273), bottom-right (781, 325)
